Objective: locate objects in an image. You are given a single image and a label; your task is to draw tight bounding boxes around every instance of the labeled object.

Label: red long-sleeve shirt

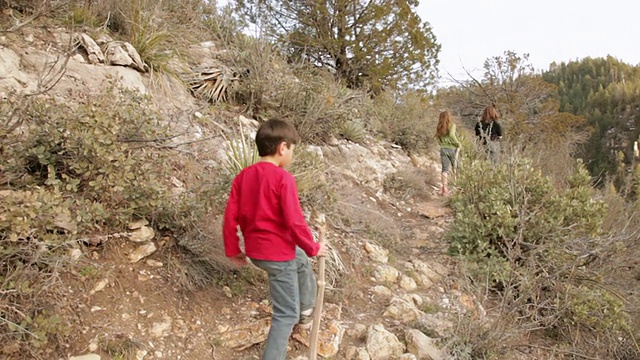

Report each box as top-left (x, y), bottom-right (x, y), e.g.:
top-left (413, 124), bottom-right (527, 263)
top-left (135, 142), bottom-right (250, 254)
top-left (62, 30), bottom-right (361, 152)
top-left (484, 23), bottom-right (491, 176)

top-left (223, 162), bottom-right (320, 261)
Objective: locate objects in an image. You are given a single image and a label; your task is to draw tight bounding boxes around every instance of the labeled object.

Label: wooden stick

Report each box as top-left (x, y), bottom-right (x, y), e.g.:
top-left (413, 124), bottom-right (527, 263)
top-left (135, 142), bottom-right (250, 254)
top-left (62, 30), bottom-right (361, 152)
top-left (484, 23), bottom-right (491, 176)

top-left (309, 214), bottom-right (326, 360)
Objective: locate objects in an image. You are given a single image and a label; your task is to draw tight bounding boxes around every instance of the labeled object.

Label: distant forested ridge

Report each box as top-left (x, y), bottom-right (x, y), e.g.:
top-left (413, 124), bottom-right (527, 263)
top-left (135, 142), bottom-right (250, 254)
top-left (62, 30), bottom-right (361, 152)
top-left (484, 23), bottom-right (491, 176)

top-left (542, 56), bottom-right (640, 183)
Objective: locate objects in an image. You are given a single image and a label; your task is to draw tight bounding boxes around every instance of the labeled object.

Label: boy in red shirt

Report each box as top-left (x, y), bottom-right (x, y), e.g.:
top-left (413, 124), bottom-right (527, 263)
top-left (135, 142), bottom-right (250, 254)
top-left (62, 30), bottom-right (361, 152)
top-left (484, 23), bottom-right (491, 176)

top-left (223, 119), bottom-right (326, 360)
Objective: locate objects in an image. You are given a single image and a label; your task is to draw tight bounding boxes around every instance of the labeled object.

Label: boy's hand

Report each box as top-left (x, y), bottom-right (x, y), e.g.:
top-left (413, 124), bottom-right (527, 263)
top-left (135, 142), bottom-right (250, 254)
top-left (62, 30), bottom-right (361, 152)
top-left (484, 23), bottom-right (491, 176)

top-left (229, 253), bottom-right (248, 267)
top-left (316, 243), bottom-right (328, 257)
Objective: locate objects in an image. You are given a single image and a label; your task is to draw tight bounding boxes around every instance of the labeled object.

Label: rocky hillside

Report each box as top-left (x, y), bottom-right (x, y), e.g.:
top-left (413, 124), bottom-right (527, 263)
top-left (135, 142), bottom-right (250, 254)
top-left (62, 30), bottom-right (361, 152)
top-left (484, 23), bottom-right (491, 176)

top-left (0, 25), bottom-right (491, 360)
top-left (4, 18), bottom-right (636, 360)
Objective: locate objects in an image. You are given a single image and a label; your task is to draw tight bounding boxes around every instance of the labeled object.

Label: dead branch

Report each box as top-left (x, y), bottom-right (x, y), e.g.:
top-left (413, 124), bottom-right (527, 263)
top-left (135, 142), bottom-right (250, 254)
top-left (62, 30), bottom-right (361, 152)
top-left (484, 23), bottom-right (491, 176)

top-left (26, 28), bottom-right (76, 97)
top-left (118, 132), bottom-right (187, 143)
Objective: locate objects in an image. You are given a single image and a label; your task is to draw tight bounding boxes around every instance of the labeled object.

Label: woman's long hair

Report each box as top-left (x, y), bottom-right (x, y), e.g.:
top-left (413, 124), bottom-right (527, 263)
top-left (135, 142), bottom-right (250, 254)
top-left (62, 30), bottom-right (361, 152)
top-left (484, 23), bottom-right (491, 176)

top-left (436, 111), bottom-right (452, 138)
top-left (481, 105), bottom-right (499, 123)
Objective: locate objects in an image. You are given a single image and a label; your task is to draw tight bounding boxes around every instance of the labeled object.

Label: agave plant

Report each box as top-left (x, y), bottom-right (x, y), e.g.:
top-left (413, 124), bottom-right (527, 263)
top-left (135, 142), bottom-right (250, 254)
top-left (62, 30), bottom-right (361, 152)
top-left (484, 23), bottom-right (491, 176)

top-left (182, 65), bottom-right (238, 103)
top-left (221, 120), bottom-right (259, 176)
top-left (341, 120), bottom-right (367, 144)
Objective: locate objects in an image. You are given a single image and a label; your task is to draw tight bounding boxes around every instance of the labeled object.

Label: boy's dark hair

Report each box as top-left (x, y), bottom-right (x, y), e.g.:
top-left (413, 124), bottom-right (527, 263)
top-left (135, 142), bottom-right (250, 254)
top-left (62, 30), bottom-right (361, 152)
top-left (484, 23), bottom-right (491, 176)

top-left (255, 119), bottom-right (300, 156)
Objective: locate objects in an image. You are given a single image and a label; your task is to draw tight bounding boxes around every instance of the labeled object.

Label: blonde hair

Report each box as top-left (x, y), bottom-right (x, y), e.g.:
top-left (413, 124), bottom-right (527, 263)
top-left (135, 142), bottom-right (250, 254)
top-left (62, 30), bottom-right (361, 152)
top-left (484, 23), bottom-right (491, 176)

top-left (481, 105), bottom-right (499, 122)
top-left (436, 111), bottom-right (452, 138)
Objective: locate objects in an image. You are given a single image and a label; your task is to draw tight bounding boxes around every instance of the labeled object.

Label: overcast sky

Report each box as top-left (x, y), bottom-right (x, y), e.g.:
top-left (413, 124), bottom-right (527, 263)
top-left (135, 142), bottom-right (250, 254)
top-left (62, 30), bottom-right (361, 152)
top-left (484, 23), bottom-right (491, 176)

top-left (418, 0), bottom-right (640, 85)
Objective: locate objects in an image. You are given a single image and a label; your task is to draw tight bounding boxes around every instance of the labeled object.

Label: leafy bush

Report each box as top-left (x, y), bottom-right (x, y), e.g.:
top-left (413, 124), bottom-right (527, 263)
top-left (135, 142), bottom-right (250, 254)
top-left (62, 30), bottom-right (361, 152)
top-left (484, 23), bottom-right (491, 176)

top-left (2, 91), bottom-right (180, 230)
top-left (365, 90), bottom-right (437, 153)
top-left (0, 187), bottom-right (74, 242)
top-left (0, 89), bottom-right (226, 356)
top-left (447, 158), bottom-right (604, 261)
top-left (0, 188), bottom-right (75, 358)
top-left (446, 156), bottom-right (633, 355)
top-left (288, 146), bottom-right (335, 212)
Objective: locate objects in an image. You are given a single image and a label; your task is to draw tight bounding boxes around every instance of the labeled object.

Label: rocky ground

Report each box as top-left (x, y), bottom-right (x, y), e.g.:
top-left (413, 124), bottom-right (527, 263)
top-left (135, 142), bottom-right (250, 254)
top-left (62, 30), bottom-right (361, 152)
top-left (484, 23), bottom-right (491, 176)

top-left (64, 194), bottom-right (466, 360)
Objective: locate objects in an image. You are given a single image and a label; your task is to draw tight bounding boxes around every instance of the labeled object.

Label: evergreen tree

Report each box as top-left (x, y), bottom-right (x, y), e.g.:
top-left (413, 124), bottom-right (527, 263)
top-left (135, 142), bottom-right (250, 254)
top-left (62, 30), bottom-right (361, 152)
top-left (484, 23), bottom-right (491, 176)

top-left (235, 0), bottom-right (440, 92)
top-left (542, 57), bottom-right (640, 185)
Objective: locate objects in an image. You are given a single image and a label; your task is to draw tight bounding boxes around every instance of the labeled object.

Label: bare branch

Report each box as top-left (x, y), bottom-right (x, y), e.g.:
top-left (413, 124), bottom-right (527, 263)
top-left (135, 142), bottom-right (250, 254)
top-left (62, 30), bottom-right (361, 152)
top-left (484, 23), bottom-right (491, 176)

top-left (3, 0), bottom-right (69, 33)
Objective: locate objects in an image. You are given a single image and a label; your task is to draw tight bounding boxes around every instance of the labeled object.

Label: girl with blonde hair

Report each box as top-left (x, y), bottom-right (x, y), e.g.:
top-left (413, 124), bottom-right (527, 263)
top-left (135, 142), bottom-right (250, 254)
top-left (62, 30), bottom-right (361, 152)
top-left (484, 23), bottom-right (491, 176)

top-left (436, 110), bottom-right (461, 195)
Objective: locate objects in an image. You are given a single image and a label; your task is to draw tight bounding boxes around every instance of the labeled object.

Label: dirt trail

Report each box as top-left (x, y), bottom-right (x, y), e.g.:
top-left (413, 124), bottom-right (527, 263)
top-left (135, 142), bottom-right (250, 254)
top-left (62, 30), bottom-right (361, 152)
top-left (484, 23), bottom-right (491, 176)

top-left (64, 195), bottom-right (455, 360)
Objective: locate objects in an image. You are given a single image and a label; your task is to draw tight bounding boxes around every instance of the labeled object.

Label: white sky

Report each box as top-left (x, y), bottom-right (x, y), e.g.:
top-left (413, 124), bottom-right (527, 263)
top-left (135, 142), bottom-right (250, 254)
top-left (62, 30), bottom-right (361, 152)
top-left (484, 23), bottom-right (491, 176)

top-left (418, 0), bottom-right (640, 85)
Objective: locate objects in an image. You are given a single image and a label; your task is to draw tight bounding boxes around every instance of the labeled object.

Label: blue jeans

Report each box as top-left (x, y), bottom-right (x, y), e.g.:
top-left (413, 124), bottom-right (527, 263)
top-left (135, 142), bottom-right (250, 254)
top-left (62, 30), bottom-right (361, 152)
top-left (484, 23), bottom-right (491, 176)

top-left (251, 247), bottom-right (317, 360)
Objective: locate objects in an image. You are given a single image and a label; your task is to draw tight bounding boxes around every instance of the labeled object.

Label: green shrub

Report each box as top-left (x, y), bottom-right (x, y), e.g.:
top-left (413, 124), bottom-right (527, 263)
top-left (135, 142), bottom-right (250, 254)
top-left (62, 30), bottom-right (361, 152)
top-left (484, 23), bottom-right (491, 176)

top-left (2, 91), bottom-right (179, 230)
top-left (445, 156), bottom-right (632, 352)
top-left (447, 158), bottom-right (604, 262)
top-left (0, 88), bottom-right (226, 356)
top-left (365, 90), bottom-right (436, 153)
top-left (0, 187), bottom-right (74, 241)
top-left (341, 120), bottom-right (367, 144)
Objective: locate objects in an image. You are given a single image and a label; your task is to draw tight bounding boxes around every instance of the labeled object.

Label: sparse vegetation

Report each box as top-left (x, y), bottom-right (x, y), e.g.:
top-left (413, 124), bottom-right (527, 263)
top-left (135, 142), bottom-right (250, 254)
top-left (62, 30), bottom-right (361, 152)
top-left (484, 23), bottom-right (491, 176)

top-left (3, 1), bottom-right (640, 359)
top-left (383, 166), bottom-right (434, 202)
top-left (99, 334), bottom-right (142, 360)
top-left (366, 90), bottom-right (439, 153)
top-left (0, 88), bottom-right (221, 357)
top-left (289, 146), bottom-right (335, 211)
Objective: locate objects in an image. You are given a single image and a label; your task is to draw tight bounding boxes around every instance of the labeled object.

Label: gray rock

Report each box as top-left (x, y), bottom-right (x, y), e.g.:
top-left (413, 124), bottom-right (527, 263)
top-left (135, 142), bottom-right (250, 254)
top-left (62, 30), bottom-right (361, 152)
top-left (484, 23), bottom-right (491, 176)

top-left (366, 324), bottom-right (405, 360)
top-left (69, 354), bottom-right (101, 360)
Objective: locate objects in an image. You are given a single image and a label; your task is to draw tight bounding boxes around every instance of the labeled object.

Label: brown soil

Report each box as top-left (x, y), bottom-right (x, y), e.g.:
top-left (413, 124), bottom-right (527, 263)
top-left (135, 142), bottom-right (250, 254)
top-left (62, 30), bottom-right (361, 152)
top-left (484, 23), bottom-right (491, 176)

top-left (57, 196), bottom-right (454, 360)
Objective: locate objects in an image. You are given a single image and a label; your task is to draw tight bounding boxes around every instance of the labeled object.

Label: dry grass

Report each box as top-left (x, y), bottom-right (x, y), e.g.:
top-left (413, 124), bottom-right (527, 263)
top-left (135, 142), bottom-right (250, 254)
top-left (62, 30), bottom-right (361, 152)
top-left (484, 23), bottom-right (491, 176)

top-left (288, 146), bottom-right (335, 212)
top-left (171, 212), bottom-right (232, 290)
top-left (99, 334), bottom-right (143, 359)
top-left (383, 166), bottom-right (435, 202)
top-left (217, 34), bottom-right (368, 144)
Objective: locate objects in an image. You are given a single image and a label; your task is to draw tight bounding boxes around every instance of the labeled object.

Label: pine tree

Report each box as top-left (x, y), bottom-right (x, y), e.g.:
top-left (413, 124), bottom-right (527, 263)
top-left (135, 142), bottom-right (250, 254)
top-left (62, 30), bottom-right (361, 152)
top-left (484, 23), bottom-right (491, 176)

top-left (235, 0), bottom-right (440, 92)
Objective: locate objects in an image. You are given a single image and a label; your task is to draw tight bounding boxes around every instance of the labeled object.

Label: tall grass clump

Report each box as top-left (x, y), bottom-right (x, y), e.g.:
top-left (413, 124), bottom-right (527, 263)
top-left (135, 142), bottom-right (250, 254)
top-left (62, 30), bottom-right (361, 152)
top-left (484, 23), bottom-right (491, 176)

top-left (288, 146), bottom-right (335, 212)
top-left (80, 0), bottom-right (185, 80)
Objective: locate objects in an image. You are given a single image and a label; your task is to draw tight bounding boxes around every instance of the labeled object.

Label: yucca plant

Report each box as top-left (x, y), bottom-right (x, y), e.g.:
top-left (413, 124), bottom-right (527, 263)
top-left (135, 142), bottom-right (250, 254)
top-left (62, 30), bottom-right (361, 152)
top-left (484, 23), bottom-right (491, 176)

top-left (341, 120), bottom-right (367, 144)
top-left (221, 120), bottom-right (259, 176)
top-left (129, 26), bottom-right (173, 74)
top-left (182, 65), bottom-right (238, 103)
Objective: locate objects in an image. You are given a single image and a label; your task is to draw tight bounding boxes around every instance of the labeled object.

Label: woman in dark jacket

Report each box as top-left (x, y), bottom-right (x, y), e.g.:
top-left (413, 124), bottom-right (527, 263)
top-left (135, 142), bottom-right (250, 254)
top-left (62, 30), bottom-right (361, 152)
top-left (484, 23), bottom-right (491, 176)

top-left (475, 105), bottom-right (502, 163)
